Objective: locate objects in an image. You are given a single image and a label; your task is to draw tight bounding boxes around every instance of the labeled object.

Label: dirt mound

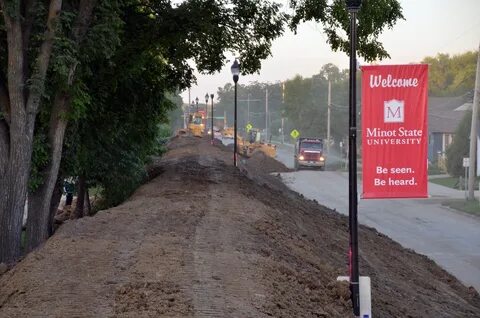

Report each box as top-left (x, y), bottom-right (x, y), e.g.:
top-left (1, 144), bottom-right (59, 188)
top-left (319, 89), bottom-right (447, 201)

top-left (0, 137), bottom-right (479, 317)
top-left (245, 150), bottom-right (292, 174)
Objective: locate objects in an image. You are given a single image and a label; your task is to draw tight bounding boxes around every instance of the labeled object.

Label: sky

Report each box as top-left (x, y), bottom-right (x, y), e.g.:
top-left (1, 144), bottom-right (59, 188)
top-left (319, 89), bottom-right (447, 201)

top-left (182, 0), bottom-right (480, 105)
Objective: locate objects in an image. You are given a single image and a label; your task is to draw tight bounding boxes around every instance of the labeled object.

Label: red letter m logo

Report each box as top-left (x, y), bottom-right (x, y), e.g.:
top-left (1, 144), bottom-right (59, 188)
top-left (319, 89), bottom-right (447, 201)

top-left (384, 99), bottom-right (404, 123)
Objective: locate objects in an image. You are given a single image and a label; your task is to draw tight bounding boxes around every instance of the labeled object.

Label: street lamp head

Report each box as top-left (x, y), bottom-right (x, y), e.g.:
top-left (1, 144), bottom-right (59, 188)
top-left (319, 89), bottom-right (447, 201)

top-left (231, 59), bottom-right (240, 83)
top-left (345, 0), bottom-right (362, 11)
top-left (205, 93), bottom-right (209, 104)
top-left (195, 97), bottom-right (199, 104)
top-left (210, 93), bottom-right (214, 100)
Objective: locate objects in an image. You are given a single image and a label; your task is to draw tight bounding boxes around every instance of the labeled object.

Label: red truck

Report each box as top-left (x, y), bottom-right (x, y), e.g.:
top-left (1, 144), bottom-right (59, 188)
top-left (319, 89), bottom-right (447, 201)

top-left (294, 137), bottom-right (326, 171)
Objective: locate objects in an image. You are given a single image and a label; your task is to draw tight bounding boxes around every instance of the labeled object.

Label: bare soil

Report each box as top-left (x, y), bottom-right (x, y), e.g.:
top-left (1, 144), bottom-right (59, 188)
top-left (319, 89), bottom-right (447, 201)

top-left (1, 136), bottom-right (479, 317)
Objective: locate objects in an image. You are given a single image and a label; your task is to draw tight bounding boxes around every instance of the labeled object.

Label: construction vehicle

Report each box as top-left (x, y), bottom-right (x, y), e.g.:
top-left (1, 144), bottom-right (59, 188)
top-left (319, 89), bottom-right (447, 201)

top-left (240, 128), bottom-right (276, 158)
top-left (187, 111), bottom-right (205, 137)
top-left (222, 127), bottom-right (234, 139)
top-left (294, 137), bottom-right (325, 170)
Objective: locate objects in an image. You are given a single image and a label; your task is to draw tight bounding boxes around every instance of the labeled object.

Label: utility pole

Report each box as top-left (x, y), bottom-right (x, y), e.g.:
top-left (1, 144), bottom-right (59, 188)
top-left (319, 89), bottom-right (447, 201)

top-left (184, 104), bottom-right (188, 129)
top-left (239, 95), bottom-right (260, 126)
top-left (247, 93), bottom-right (251, 124)
top-left (327, 80), bottom-right (332, 154)
top-left (265, 87), bottom-right (269, 141)
top-left (186, 87), bottom-right (191, 129)
top-left (468, 42), bottom-right (480, 200)
top-left (282, 82), bottom-right (286, 144)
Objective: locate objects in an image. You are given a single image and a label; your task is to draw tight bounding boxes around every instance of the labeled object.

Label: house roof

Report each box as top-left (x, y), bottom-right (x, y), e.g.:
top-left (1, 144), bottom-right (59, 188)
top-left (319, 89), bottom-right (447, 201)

top-left (429, 94), bottom-right (472, 134)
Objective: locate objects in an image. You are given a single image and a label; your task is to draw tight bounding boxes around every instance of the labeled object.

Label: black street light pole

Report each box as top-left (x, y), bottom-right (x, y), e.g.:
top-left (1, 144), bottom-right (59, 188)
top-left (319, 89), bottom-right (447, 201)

top-left (189, 101), bottom-right (194, 123)
top-left (210, 93), bottom-right (215, 142)
top-left (195, 97), bottom-right (199, 112)
top-left (231, 59), bottom-right (240, 167)
top-left (205, 93), bottom-right (209, 114)
top-left (205, 93), bottom-right (209, 136)
top-left (346, 0), bottom-right (361, 317)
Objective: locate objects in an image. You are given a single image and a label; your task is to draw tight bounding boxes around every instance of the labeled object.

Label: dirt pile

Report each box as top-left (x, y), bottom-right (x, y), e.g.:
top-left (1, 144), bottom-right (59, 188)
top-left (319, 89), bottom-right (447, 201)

top-left (0, 136), bottom-right (479, 317)
top-left (244, 149), bottom-right (292, 174)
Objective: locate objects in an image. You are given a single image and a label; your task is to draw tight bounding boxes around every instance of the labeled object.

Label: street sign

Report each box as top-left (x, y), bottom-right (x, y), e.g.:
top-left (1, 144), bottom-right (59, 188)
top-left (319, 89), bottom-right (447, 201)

top-left (463, 157), bottom-right (470, 167)
top-left (246, 123), bottom-right (253, 132)
top-left (290, 129), bottom-right (300, 139)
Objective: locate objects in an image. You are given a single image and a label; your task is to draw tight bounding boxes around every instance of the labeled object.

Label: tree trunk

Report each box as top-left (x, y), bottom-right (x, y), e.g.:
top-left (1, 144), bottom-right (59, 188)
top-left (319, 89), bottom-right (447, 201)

top-left (0, 120), bottom-right (9, 177)
top-left (0, 4), bottom-right (30, 263)
top-left (25, 0), bottom-right (97, 250)
top-left (0, 0), bottom-right (63, 263)
top-left (48, 178), bottom-right (63, 236)
top-left (85, 187), bottom-right (92, 216)
top-left (73, 174), bottom-right (86, 219)
top-left (0, 118), bottom-right (32, 261)
top-left (26, 93), bottom-right (69, 252)
top-left (0, 146), bottom-right (32, 262)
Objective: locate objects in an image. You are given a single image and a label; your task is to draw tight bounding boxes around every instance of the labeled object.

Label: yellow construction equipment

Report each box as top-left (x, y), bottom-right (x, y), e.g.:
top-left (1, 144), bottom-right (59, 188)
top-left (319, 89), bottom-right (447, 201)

top-left (188, 112), bottom-right (205, 137)
top-left (239, 128), bottom-right (276, 158)
top-left (221, 127), bottom-right (234, 139)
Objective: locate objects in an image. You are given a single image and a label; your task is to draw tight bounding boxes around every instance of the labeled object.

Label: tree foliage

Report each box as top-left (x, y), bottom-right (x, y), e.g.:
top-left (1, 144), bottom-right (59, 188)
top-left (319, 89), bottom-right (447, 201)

top-left (422, 51), bottom-right (478, 97)
top-left (283, 63), bottom-right (352, 140)
top-left (214, 63), bottom-right (351, 143)
top-left (289, 0), bottom-right (404, 61)
top-left (0, 0), bottom-right (407, 261)
top-left (446, 111), bottom-right (472, 177)
top-left (64, 0), bottom-right (287, 208)
top-left (214, 81), bottom-right (283, 138)
top-left (0, 0), bottom-right (288, 261)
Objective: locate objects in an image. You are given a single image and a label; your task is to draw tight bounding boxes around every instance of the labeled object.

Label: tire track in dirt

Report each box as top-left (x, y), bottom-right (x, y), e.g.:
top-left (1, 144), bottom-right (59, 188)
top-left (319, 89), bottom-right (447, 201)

top-left (190, 148), bottom-right (268, 317)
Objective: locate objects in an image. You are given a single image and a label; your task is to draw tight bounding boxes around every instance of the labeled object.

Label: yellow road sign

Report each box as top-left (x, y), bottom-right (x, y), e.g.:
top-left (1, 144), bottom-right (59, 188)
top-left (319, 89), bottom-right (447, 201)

top-left (290, 129), bottom-right (300, 139)
top-left (246, 123), bottom-right (253, 132)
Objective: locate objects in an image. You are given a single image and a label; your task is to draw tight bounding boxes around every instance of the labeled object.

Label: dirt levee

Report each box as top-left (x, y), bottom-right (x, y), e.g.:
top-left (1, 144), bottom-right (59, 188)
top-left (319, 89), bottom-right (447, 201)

top-left (1, 136), bottom-right (479, 317)
top-left (243, 150), bottom-right (291, 174)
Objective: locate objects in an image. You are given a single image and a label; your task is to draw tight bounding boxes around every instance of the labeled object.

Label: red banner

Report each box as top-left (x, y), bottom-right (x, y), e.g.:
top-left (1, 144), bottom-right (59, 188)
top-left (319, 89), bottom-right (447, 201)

top-left (361, 64), bottom-right (428, 199)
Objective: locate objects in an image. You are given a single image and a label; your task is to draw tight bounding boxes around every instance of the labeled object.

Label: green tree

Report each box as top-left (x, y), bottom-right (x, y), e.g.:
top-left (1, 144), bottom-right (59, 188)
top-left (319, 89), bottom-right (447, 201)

top-left (422, 51), bottom-right (478, 97)
top-left (0, 0), bottom-right (287, 262)
top-left (26, 0), bottom-right (123, 253)
top-left (280, 64), bottom-right (351, 142)
top-left (284, 75), bottom-right (321, 137)
top-left (215, 63), bottom-right (354, 144)
top-left (0, 0), bottom-right (104, 262)
top-left (71, 51), bottom-right (178, 211)
top-left (446, 111), bottom-right (472, 177)
top-left (289, 0), bottom-right (404, 61)
top-left (0, 0), bottom-right (405, 262)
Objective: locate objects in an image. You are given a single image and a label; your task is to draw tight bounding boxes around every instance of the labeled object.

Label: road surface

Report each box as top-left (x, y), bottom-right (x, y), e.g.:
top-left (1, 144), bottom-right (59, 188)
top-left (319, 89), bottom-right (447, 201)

top-left (275, 144), bottom-right (480, 291)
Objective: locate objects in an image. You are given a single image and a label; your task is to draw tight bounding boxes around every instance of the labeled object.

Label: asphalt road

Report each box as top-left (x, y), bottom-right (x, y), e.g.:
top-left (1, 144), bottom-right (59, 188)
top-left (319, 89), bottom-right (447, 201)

top-left (275, 144), bottom-right (480, 292)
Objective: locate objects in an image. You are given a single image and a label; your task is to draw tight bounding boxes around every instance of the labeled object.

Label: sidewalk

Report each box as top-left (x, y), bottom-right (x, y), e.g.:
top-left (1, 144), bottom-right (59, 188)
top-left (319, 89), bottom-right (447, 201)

top-left (428, 174), bottom-right (452, 180)
top-left (426, 174), bottom-right (476, 200)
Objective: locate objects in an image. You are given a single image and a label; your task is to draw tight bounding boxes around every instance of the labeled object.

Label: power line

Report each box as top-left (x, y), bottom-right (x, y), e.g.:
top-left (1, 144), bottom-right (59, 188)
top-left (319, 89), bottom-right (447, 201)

top-left (437, 20), bottom-right (480, 53)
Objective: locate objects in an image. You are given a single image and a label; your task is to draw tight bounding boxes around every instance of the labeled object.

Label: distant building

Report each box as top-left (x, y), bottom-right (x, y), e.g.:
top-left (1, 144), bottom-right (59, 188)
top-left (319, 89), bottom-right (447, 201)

top-left (428, 92), bottom-right (473, 163)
